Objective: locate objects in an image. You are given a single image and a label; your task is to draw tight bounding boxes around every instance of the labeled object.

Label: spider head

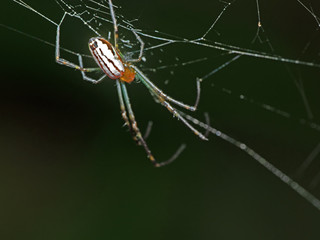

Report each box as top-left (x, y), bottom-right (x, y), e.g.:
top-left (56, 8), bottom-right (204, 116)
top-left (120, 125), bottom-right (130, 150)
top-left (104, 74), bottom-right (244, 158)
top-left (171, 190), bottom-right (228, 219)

top-left (88, 37), bottom-right (99, 49)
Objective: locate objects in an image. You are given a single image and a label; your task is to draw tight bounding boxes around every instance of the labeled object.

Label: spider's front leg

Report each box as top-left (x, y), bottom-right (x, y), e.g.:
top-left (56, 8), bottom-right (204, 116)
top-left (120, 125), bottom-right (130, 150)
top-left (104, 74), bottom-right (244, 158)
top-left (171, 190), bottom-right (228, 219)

top-left (125, 29), bottom-right (145, 63)
top-left (78, 54), bottom-right (107, 84)
top-left (55, 12), bottom-right (104, 84)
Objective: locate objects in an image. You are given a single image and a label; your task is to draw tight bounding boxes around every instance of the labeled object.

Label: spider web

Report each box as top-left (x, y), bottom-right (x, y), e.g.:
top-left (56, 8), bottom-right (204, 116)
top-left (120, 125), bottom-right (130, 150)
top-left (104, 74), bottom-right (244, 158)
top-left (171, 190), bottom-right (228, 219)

top-left (2, 0), bottom-right (320, 213)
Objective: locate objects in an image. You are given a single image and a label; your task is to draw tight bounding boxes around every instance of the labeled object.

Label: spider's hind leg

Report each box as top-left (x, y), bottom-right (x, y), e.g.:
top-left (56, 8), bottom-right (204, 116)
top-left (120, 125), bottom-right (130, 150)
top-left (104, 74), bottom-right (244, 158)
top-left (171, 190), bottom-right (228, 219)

top-left (133, 66), bottom-right (201, 112)
top-left (133, 67), bottom-right (207, 141)
top-left (119, 81), bottom-right (156, 163)
top-left (119, 81), bottom-right (184, 167)
top-left (116, 80), bottom-right (139, 144)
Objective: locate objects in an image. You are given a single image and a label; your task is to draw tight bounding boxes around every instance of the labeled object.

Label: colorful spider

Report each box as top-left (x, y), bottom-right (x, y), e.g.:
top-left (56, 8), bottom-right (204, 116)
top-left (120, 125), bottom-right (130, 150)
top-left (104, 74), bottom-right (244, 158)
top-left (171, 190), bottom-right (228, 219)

top-left (55, 0), bottom-right (207, 167)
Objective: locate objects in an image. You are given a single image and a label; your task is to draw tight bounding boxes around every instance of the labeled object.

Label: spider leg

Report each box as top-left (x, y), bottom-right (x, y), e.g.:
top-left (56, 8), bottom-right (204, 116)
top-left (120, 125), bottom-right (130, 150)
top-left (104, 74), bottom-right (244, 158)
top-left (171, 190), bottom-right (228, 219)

top-left (55, 12), bottom-right (100, 73)
top-left (78, 54), bottom-right (107, 84)
top-left (108, 0), bottom-right (119, 50)
top-left (126, 29), bottom-right (145, 63)
top-left (118, 81), bottom-right (186, 166)
top-left (162, 99), bottom-right (208, 141)
top-left (133, 67), bottom-right (207, 140)
top-left (204, 112), bottom-right (211, 138)
top-left (163, 144), bottom-right (187, 167)
top-left (121, 81), bottom-right (185, 167)
top-left (120, 81), bottom-right (156, 163)
top-left (143, 121), bottom-right (153, 139)
top-left (133, 66), bottom-right (201, 111)
top-left (108, 0), bottom-right (144, 62)
top-left (115, 80), bottom-right (139, 144)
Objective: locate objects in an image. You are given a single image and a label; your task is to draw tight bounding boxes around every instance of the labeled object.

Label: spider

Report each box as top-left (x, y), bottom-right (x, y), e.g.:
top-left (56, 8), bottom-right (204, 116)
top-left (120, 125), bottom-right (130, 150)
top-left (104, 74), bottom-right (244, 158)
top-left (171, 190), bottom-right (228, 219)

top-left (55, 0), bottom-right (208, 167)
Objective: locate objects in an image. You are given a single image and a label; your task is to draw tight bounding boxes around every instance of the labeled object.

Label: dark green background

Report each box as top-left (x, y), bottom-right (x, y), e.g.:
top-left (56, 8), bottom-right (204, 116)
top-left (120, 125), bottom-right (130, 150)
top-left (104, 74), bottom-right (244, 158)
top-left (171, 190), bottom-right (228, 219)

top-left (1, 0), bottom-right (320, 239)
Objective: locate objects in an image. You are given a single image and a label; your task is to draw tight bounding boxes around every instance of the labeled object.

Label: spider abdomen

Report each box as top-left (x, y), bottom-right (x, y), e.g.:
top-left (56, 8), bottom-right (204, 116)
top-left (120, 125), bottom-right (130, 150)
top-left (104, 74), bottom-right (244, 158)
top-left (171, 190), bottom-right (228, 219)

top-left (89, 37), bottom-right (125, 79)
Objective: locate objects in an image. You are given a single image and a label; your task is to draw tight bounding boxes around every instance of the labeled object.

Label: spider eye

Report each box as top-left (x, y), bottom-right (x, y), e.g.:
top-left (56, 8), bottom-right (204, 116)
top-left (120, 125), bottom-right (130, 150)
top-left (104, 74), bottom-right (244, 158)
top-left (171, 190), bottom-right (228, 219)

top-left (92, 41), bottom-right (98, 48)
top-left (89, 38), bottom-right (99, 49)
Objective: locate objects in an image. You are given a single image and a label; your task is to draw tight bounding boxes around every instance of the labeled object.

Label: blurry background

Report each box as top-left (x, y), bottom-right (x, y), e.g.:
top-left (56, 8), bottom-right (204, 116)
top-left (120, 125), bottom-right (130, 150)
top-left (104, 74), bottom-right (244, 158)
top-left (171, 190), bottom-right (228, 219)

top-left (1, 0), bottom-right (320, 239)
